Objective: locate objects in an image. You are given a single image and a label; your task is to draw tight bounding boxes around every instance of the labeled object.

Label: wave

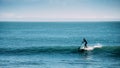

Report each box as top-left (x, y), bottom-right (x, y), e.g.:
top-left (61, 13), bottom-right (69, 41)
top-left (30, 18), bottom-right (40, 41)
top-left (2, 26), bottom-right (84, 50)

top-left (93, 46), bottom-right (120, 57)
top-left (0, 46), bottom-right (78, 55)
top-left (0, 46), bottom-right (120, 56)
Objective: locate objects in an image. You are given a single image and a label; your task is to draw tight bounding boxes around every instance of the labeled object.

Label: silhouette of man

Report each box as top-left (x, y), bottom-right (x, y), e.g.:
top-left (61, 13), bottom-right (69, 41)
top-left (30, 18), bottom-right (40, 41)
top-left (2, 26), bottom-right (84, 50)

top-left (82, 38), bottom-right (88, 48)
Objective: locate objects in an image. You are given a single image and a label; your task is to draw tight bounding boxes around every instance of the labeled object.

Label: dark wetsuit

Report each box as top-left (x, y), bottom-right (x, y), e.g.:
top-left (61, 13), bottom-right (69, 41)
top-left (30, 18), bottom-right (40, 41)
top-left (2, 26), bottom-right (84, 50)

top-left (82, 38), bottom-right (88, 48)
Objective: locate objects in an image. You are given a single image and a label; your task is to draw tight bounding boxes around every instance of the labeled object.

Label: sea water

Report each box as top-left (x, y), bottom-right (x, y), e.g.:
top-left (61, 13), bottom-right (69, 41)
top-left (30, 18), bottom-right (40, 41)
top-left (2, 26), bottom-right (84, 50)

top-left (0, 22), bottom-right (120, 68)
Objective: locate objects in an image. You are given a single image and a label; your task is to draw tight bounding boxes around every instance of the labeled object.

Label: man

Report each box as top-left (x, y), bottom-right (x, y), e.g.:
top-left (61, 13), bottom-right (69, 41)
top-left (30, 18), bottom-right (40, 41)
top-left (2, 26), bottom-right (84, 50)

top-left (82, 38), bottom-right (88, 48)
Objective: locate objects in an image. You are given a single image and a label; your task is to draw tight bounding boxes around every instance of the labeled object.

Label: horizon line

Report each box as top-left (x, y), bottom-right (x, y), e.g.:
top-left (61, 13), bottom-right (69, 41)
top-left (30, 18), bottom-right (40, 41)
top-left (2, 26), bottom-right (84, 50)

top-left (0, 20), bottom-right (120, 23)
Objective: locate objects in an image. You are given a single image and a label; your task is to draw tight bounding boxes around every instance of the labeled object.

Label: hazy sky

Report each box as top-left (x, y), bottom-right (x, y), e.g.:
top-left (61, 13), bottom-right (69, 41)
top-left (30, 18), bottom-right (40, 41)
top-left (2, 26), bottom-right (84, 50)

top-left (0, 0), bottom-right (120, 21)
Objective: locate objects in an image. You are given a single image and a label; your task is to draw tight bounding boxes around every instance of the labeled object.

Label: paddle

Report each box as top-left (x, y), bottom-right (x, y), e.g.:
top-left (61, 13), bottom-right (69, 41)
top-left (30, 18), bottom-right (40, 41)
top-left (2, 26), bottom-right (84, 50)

top-left (78, 43), bottom-right (84, 51)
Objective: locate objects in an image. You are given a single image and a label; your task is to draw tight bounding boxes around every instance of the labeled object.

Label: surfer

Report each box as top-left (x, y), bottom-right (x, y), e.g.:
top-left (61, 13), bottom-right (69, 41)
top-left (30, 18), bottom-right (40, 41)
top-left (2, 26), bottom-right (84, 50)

top-left (82, 38), bottom-right (88, 48)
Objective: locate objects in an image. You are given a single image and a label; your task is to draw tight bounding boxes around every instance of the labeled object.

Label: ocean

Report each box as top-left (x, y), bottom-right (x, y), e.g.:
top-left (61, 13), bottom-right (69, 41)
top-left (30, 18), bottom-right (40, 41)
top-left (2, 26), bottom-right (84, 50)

top-left (0, 21), bottom-right (120, 68)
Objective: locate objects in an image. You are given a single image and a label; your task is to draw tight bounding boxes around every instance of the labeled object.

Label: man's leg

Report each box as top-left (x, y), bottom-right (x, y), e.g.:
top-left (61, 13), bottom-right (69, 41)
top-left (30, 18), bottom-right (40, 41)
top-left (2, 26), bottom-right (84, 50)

top-left (85, 43), bottom-right (87, 48)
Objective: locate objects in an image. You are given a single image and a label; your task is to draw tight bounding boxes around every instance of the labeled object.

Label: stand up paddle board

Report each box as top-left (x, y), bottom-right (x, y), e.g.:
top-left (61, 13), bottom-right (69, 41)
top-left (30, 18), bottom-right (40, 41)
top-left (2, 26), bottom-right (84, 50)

top-left (79, 45), bottom-right (102, 52)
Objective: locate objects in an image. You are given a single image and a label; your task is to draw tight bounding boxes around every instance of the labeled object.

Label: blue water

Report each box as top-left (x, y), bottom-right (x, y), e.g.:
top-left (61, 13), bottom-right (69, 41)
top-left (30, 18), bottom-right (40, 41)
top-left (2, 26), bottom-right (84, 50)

top-left (0, 22), bottom-right (120, 68)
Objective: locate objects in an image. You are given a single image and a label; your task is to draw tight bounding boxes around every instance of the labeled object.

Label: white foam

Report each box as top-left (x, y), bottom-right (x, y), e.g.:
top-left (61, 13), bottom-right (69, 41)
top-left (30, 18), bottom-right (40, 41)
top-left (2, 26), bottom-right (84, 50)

top-left (93, 45), bottom-right (102, 48)
top-left (93, 43), bottom-right (102, 48)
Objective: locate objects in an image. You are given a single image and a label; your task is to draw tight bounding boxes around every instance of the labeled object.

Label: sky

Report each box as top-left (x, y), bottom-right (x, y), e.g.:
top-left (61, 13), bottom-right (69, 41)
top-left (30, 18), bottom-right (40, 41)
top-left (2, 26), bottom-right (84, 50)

top-left (0, 0), bottom-right (120, 21)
